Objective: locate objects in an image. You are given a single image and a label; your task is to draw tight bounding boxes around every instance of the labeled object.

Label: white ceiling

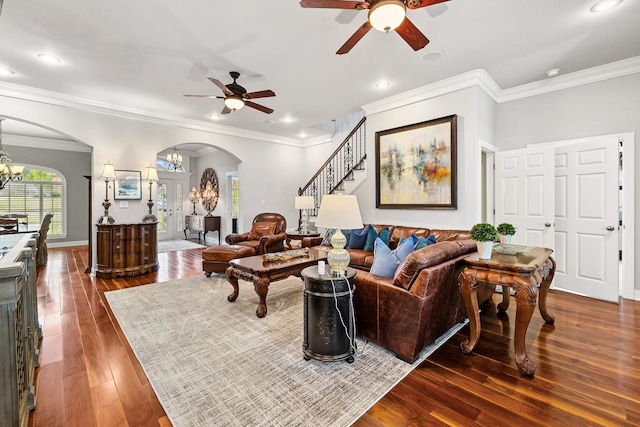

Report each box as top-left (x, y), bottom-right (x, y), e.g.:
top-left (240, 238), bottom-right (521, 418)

top-left (0, 0), bottom-right (639, 142)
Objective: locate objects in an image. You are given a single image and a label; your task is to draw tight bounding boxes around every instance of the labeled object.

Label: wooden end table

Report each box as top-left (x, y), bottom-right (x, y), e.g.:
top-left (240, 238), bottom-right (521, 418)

top-left (285, 230), bottom-right (320, 249)
top-left (226, 248), bottom-right (327, 318)
top-left (458, 246), bottom-right (556, 377)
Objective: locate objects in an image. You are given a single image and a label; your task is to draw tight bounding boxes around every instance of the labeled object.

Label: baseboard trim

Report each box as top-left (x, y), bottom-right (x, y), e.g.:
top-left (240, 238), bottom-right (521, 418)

top-left (48, 240), bottom-right (88, 248)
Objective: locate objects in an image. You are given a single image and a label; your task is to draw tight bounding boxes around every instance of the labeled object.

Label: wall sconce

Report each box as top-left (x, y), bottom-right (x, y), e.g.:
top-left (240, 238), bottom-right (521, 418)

top-left (142, 165), bottom-right (159, 222)
top-left (189, 185), bottom-right (200, 215)
top-left (98, 162), bottom-right (116, 224)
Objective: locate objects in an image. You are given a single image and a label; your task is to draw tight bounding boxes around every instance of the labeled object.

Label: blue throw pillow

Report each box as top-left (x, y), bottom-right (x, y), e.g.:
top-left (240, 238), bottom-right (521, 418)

top-left (414, 234), bottom-right (437, 250)
top-left (364, 225), bottom-right (391, 252)
top-left (399, 234), bottom-right (419, 248)
top-left (370, 237), bottom-right (415, 278)
top-left (348, 226), bottom-right (367, 249)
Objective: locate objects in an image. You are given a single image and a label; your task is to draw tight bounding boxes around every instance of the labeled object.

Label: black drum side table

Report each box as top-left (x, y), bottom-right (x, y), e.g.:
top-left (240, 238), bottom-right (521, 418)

top-left (301, 266), bottom-right (357, 363)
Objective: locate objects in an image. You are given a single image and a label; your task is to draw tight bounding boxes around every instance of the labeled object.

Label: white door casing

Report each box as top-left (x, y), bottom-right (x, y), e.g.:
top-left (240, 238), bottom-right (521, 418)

top-left (553, 136), bottom-right (619, 302)
top-left (495, 146), bottom-right (555, 249)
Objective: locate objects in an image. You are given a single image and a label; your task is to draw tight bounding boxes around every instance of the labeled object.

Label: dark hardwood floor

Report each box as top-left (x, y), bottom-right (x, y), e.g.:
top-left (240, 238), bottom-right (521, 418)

top-left (30, 246), bottom-right (640, 426)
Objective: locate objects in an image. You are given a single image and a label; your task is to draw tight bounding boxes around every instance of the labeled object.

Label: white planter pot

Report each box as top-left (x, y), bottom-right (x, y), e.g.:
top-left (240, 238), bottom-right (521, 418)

top-left (477, 241), bottom-right (494, 259)
top-left (499, 234), bottom-right (513, 244)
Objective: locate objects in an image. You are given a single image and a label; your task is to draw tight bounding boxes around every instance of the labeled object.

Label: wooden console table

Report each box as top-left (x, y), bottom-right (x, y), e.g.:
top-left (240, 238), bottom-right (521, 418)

top-left (184, 215), bottom-right (221, 245)
top-left (95, 222), bottom-right (158, 278)
top-left (458, 246), bottom-right (556, 377)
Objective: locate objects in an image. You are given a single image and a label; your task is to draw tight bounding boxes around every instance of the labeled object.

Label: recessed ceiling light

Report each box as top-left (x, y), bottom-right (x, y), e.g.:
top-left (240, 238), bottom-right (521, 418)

top-left (208, 114), bottom-right (221, 120)
top-left (281, 116), bottom-right (295, 123)
top-left (0, 67), bottom-right (15, 76)
top-left (420, 50), bottom-right (444, 63)
top-left (298, 132), bottom-right (308, 138)
top-left (375, 81), bottom-right (390, 89)
top-left (590, 0), bottom-right (623, 12)
top-left (37, 53), bottom-right (61, 64)
top-left (546, 68), bottom-right (560, 77)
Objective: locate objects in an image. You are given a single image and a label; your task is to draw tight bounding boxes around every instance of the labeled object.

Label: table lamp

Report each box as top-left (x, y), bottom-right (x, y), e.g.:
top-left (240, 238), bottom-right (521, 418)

top-left (142, 166), bottom-right (159, 222)
top-left (314, 194), bottom-right (363, 276)
top-left (294, 195), bottom-right (315, 233)
top-left (189, 185), bottom-right (200, 215)
top-left (98, 162), bottom-right (116, 224)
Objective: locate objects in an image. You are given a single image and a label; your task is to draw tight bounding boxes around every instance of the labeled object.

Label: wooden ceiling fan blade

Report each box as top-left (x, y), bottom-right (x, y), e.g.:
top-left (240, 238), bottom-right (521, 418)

top-left (207, 77), bottom-right (234, 96)
top-left (336, 21), bottom-right (372, 54)
top-left (299, 0), bottom-right (369, 10)
top-left (221, 105), bottom-right (232, 114)
top-left (406, 0), bottom-right (450, 10)
top-left (244, 101), bottom-right (274, 114)
top-left (244, 89), bottom-right (276, 99)
top-left (395, 18), bottom-right (429, 51)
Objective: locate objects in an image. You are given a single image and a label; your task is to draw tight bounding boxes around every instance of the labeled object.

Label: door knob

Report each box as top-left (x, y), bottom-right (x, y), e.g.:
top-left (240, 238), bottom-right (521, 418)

top-left (606, 226), bottom-right (615, 231)
top-left (544, 223), bottom-right (552, 227)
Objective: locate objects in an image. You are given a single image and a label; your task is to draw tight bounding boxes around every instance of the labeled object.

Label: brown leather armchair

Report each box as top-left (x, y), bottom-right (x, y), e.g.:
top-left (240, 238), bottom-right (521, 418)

top-left (225, 213), bottom-right (287, 254)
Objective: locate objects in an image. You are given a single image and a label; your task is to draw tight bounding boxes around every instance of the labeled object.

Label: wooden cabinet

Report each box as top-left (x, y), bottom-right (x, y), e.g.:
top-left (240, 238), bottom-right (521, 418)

top-left (95, 222), bottom-right (158, 279)
top-left (1, 234), bottom-right (41, 427)
top-left (184, 215), bottom-right (221, 245)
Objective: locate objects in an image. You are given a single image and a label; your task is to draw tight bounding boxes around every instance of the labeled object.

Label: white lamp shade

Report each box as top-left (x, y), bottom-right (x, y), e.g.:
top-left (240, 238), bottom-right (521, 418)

top-left (100, 163), bottom-right (117, 180)
top-left (295, 195), bottom-right (315, 210)
top-left (369, 0), bottom-right (406, 32)
top-left (224, 95), bottom-right (245, 110)
top-left (144, 166), bottom-right (159, 181)
top-left (314, 194), bottom-right (363, 230)
top-left (11, 165), bottom-right (24, 174)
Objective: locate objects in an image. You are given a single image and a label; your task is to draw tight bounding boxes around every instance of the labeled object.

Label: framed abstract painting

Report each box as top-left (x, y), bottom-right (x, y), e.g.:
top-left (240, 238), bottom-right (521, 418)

top-left (114, 170), bottom-right (142, 200)
top-left (375, 114), bottom-right (457, 209)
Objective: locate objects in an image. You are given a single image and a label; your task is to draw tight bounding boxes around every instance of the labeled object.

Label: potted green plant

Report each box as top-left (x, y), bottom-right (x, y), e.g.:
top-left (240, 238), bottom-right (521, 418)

top-left (470, 223), bottom-right (497, 259)
top-left (496, 223), bottom-right (516, 244)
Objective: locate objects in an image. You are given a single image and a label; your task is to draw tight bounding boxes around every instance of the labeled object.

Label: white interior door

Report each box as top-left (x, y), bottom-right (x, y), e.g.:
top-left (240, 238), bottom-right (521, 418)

top-left (553, 137), bottom-right (619, 302)
top-left (495, 146), bottom-right (554, 248)
top-left (156, 180), bottom-right (186, 241)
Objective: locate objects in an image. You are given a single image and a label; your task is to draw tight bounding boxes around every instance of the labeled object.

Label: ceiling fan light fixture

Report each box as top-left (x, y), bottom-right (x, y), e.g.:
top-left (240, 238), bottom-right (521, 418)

top-left (224, 95), bottom-right (245, 111)
top-left (369, 0), bottom-right (406, 32)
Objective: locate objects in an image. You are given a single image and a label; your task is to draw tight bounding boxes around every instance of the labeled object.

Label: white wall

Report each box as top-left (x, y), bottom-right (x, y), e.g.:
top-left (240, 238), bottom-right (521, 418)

top-left (360, 86), bottom-right (486, 229)
top-left (496, 73), bottom-right (640, 291)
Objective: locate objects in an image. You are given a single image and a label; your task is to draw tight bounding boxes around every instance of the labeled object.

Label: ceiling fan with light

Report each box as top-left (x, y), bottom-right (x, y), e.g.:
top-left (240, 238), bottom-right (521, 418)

top-left (184, 71), bottom-right (276, 114)
top-left (300, 0), bottom-right (450, 54)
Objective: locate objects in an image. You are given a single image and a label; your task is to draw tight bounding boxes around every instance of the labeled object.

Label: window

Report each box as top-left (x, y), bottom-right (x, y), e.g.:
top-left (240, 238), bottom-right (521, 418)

top-left (0, 166), bottom-right (65, 236)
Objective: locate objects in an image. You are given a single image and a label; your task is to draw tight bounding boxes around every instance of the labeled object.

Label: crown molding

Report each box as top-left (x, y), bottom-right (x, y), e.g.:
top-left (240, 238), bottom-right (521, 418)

top-left (362, 69), bottom-right (501, 116)
top-left (3, 133), bottom-right (92, 152)
top-left (497, 56), bottom-right (640, 103)
top-left (0, 80), bottom-right (302, 146)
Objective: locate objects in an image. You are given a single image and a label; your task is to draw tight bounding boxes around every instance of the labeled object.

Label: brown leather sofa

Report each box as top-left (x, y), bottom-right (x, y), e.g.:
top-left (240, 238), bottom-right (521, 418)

top-left (304, 225), bottom-right (493, 363)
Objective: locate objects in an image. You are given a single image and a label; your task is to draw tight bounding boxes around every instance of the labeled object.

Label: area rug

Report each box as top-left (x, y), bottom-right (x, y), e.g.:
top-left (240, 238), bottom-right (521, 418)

top-left (105, 275), bottom-right (465, 427)
top-left (158, 239), bottom-right (206, 253)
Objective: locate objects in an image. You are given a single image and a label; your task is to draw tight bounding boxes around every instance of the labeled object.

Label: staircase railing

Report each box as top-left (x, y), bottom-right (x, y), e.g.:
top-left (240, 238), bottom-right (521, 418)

top-left (298, 116), bottom-right (367, 217)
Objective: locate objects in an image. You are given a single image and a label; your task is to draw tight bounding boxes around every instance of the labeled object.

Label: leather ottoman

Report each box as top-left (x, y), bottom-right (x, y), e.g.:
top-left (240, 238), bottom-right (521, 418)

top-left (202, 245), bottom-right (256, 276)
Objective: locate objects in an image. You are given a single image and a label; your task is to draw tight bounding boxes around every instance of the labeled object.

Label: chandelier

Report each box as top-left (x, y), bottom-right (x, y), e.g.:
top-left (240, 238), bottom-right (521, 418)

top-left (166, 146), bottom-right (184, 172)
top-left (0, 119), bottom-right (24, 190)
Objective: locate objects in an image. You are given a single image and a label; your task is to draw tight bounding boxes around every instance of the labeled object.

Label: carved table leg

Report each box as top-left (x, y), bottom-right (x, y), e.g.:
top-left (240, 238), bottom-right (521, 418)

top-left (497, 289), bottom-right (511, 312)
top-left (458, 268), bottom-right (481, 354)
top-left (253, 275), bottom-right (271, 318)
top-left (513, 276), bottom-right (538, 377)
top-left (538, 257), bottom-right (556, 324)
top-left (225, 267), bottom-right (240, 302)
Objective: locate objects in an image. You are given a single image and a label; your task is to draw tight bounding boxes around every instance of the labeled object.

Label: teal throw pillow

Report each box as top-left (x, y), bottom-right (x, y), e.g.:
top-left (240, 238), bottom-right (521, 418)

top-left (364, 225), bottom-right (390, 252)
top-left (370, 237), bottom-right (415, 278)
top-left (341, 229), bottom-right (351, 248)
top-left (348, 226), bottom-right (367, 249)
top-left (414, 234), bottom-right (437, 250)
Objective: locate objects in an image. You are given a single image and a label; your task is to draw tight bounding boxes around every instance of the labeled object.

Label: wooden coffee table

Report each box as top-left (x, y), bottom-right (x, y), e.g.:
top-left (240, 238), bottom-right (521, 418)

top-left (225, 248), bottom-right (327, 318)
top-left (458, 246), bottom-right (556, 377)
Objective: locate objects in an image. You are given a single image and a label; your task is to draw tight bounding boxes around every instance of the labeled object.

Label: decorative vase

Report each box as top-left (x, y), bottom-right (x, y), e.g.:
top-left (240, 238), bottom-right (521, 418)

top-left (477, 241), bottom-right (494, 259)
top-left (499, 234), bottom-right (513, 244)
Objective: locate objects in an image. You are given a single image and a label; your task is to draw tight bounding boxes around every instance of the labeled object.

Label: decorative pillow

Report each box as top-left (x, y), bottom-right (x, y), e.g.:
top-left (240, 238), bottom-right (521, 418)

top-left (364, 225), bottom-right (391, 252)
top-left (248, 222), bottom-right (277, 240)
top-left (370, 237), bottom-right (415, 278)
top-left (348, 226), bottom-right (367, 249)
top-left (321, 228), bottom-right (335, 245)
top-left (341, 229), bottom-right (351, 248)
top-left (414, 234), bottom-right (437, 250)
top-left (398, 234), bottom-right (419, 248)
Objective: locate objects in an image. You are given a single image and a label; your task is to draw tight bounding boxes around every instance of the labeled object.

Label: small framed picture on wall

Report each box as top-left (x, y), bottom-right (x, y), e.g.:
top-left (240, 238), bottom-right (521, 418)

top-left (114, 170), bottom-right (142, 200)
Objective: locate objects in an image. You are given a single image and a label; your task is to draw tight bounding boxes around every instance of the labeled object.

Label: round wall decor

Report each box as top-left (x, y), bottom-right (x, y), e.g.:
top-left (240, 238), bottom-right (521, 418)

top-left (199, 168), bottom-right (219, 214)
